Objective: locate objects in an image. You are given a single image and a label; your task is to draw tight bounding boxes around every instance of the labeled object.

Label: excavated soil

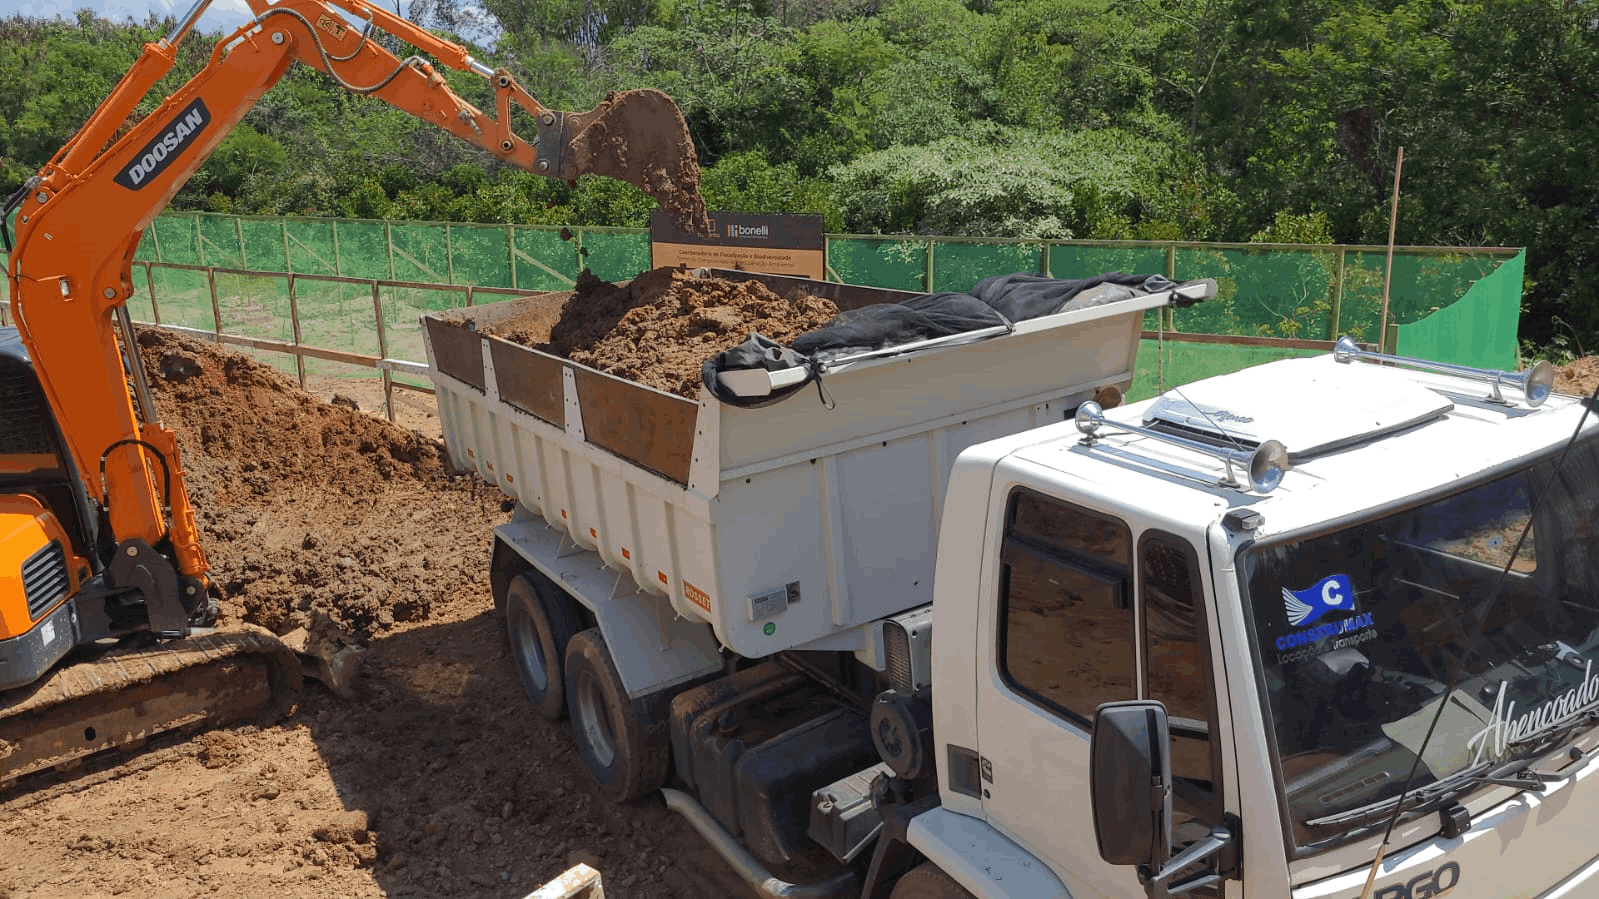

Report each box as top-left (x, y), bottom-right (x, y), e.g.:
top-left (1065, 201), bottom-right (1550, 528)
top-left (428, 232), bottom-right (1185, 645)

top-left (490, 267), bottom-right (839, 397)
top-left (1556, 356), bottom-right (1599, 396)
top-left (0, 330), bottom-right (755, 899)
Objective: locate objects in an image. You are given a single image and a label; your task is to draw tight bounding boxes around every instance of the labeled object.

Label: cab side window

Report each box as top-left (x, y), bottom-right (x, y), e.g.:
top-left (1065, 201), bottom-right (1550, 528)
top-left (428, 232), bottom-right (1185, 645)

top-left (1142, 531), bottom-right (1223, 831)
top-left (998, 489), bottom-right (1135, 729)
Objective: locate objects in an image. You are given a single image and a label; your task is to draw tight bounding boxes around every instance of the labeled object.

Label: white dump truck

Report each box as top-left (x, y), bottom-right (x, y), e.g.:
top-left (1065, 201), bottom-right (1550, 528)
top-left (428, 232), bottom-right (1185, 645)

top-left (423, 267), bottom-right (1599, 899)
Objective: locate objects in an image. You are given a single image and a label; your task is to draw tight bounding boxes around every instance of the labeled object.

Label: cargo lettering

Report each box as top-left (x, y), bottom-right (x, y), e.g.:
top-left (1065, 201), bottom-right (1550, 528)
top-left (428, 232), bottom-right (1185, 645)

top-left (1373, 861), bottom-right (1460, 899)
top-left (1467, 659), bottom-right (1599, 764)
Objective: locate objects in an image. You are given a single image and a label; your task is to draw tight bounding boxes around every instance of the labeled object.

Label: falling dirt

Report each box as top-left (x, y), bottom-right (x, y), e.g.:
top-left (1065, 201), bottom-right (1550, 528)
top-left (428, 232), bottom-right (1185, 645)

top-left (0, 329), bottom-right (757, 899)
top-left (489, 267), bottom-right (839, 398)
top-left (567, 89), bottom-right (714, 237)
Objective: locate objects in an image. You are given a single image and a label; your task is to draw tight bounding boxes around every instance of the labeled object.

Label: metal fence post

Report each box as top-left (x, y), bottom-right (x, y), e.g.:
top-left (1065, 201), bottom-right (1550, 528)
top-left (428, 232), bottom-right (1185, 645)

top-left (208, 267), bottom-right (222, 336)
top-left (149, 215), bottom-right (164, 262)
top-left (288, 273), bottom-right (307, 390)
top-left (445, 223), bottom-right (456, 284)
top-left (144, 263), bottom-right (161, 325)
top-left (371, 280), bottom-right (394, 422)
top-left (1329, 248), bottom-right (1346, 340)
top-left (507, 225), bottom-right (517, 290)
top-left (925, 240), bottom-right (936, 293)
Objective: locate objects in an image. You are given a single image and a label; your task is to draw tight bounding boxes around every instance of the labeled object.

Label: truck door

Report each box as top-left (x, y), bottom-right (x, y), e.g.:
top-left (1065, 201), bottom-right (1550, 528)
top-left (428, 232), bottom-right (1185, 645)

top-left (974, 485), bottom-right (1231, 897)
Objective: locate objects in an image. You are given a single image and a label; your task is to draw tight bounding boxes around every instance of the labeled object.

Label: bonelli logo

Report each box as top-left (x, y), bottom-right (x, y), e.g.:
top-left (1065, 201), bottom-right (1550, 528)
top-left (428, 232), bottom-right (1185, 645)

top-left (115, 99), bottom-right (211, 190)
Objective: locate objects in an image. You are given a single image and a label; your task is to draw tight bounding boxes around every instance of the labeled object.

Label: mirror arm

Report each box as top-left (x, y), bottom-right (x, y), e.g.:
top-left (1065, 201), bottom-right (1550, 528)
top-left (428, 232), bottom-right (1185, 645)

top-left (1138, 825), bottom-right (1234, 899)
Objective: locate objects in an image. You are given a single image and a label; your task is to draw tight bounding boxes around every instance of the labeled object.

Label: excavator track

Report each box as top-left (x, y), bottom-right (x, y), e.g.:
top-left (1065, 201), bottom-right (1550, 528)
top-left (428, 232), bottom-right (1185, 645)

top-left (0, 628), bottom-right (300, 789)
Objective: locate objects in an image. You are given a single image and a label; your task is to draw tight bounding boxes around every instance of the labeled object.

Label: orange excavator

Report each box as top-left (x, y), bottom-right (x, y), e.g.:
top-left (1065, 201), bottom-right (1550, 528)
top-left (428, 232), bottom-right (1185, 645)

top-left (0, 0), bottom-right (709, 786)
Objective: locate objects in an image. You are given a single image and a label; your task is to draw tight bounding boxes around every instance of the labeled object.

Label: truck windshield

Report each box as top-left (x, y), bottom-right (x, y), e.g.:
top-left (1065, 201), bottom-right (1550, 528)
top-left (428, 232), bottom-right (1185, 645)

top-left (1241, 433), bottom-right (1599, 852)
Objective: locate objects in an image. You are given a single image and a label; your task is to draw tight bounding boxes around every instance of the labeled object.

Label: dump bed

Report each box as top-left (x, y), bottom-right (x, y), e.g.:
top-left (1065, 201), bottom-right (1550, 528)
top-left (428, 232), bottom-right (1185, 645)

top-left (421, 269), bottom-right (1191, 662)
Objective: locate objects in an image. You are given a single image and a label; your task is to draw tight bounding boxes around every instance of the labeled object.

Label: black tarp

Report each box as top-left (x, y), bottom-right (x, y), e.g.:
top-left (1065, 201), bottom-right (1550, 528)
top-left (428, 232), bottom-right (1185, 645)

top-left (704, 272), bottom-right (1190, 407)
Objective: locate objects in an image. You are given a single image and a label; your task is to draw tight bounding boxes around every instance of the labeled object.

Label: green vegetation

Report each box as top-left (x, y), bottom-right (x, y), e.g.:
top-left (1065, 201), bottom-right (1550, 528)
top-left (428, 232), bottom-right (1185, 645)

top-left (0, 0), bottom-right (1593, 351)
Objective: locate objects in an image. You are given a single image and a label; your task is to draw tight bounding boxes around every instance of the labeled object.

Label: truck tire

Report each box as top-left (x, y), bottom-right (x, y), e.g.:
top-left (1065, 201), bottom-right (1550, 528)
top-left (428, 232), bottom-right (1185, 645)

top-left (889, 863), bottom-right (978, 899)
top-left (564, 627), bottom-right (672, 803)
top-left (505, 572), bottom-right (580, 721)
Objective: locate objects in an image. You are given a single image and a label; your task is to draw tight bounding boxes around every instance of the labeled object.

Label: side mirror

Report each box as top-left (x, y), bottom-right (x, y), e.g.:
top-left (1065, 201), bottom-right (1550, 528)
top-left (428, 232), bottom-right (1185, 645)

top-left (1090, 700), bottom-right (1173, 867)
top-left (1092, 700), bottom-right (1236, 899)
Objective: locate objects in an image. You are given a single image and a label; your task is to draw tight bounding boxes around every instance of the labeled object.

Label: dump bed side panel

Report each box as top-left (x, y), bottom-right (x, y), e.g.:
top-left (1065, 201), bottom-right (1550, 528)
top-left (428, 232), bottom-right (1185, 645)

top-left (422, 274), bottom-right (1160, 660)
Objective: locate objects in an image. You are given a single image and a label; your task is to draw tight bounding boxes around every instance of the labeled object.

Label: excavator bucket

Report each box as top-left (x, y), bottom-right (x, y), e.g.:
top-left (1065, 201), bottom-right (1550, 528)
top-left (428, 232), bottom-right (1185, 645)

top-left (543, 89), bottom-right (715, 237)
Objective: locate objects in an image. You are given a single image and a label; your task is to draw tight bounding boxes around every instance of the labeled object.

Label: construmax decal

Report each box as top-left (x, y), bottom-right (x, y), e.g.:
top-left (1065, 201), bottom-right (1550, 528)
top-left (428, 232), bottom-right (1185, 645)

top-left (115, 99), bottom-right (210, 190)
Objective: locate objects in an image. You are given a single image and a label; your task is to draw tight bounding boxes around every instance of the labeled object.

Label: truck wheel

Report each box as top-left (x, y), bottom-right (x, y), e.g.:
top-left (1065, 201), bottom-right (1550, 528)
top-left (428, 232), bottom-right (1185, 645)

top-left (564, 627), bottom-right (671, 803)
top-left (505, 573), bottom-right (579, 721)
top-left (890, 863), bottom-right (978, 899)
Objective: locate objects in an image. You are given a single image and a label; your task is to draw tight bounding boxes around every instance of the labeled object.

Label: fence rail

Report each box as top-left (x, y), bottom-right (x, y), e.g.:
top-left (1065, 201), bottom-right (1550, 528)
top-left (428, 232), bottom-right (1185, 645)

top-left (126, 261), bottom-right (547, 422)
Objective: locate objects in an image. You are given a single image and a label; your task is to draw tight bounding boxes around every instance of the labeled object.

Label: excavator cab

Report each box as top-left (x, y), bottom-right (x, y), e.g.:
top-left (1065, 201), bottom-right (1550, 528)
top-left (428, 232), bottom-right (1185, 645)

top-left (0, 328), bottom-right (92, 689)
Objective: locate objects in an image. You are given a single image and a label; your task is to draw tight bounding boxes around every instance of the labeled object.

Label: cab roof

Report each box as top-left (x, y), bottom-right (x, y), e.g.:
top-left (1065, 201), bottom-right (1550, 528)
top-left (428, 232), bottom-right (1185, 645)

top-left (1004, 353), bottom-right (1596, 542)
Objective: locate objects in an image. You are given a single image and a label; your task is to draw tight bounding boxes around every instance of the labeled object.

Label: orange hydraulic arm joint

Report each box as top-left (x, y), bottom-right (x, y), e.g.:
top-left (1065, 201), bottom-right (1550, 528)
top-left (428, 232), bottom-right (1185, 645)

top-left (3, 0), bottom-right (702, 639)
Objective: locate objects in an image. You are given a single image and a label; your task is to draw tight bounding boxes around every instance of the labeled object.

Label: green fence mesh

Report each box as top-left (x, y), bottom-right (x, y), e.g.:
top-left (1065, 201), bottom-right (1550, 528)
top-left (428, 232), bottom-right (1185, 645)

top-left (0, 210), bottom-right (1524, 403)
top-left (827, 237), bottom-right (928, 292)
top-left (933, 241), bottom-right (1045, 293)
top-left (1049, 245), bottom-right (1169, 282)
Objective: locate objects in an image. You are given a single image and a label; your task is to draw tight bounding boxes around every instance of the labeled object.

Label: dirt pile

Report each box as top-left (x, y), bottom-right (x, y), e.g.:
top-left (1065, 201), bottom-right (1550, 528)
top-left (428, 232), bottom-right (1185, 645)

top-left (136, 328), bottom-right (504, 639)
top-left (493, 267), bottom-right (839, 398)
top-left (1556, 356), bottom-right (1599, 396)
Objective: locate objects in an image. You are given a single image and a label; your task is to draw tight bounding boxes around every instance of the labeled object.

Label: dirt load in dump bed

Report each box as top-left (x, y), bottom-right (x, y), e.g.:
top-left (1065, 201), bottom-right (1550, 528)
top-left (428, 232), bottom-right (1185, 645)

top-left (0, 329), bottom-right (755, 899)
top-left (486, 266), bottom-right (840, 398)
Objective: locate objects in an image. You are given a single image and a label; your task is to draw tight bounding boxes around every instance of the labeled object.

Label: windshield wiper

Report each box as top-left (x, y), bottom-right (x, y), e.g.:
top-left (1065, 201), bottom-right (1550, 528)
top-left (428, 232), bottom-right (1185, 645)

top-left (1306, 756), bottom-right (1554, 830)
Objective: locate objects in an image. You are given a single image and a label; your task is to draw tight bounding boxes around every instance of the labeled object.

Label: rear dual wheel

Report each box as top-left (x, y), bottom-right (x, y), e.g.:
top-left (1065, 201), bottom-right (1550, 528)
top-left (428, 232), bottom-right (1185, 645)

top-left (504, 572), bottom-right (673, 803)
top-left (505, 573), bottom-right (580, 721)
top-left (564, 627), bottom-right (672, 803)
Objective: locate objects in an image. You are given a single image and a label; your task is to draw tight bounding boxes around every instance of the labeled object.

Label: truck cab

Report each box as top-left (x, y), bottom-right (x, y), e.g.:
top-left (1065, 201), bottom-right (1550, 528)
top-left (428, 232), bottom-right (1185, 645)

top-left (925, 346), bottom-right (1599, 897)
top-left (424, 273), bottom-right (1599, 898)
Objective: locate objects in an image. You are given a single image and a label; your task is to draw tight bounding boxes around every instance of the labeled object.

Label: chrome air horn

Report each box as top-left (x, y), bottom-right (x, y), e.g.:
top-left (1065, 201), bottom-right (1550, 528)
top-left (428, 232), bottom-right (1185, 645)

top-left (1075, 401), bottom-right (1291, 494)
top-left (1333, 336), bottom-right (1556, 408)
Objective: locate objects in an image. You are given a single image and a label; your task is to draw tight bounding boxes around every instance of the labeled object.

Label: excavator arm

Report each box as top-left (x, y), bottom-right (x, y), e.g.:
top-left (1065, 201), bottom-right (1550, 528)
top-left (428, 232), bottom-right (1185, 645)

top-left (4, 0), bottom-right (709, 637)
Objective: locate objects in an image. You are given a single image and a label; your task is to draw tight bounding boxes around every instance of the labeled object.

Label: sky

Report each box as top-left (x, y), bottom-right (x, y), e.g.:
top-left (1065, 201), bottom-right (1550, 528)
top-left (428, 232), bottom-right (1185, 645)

top-left (0, 0), bottom-right (263, 33)
top-left (0, 0), bottom-right (510, 40)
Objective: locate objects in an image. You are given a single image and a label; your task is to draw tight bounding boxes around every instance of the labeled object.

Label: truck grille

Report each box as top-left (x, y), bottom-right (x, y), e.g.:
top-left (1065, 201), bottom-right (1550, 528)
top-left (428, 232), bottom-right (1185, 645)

top-left (23, 540), bottom-right (69, 620)
top-left (884, 622), bottom-right (913, 693)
